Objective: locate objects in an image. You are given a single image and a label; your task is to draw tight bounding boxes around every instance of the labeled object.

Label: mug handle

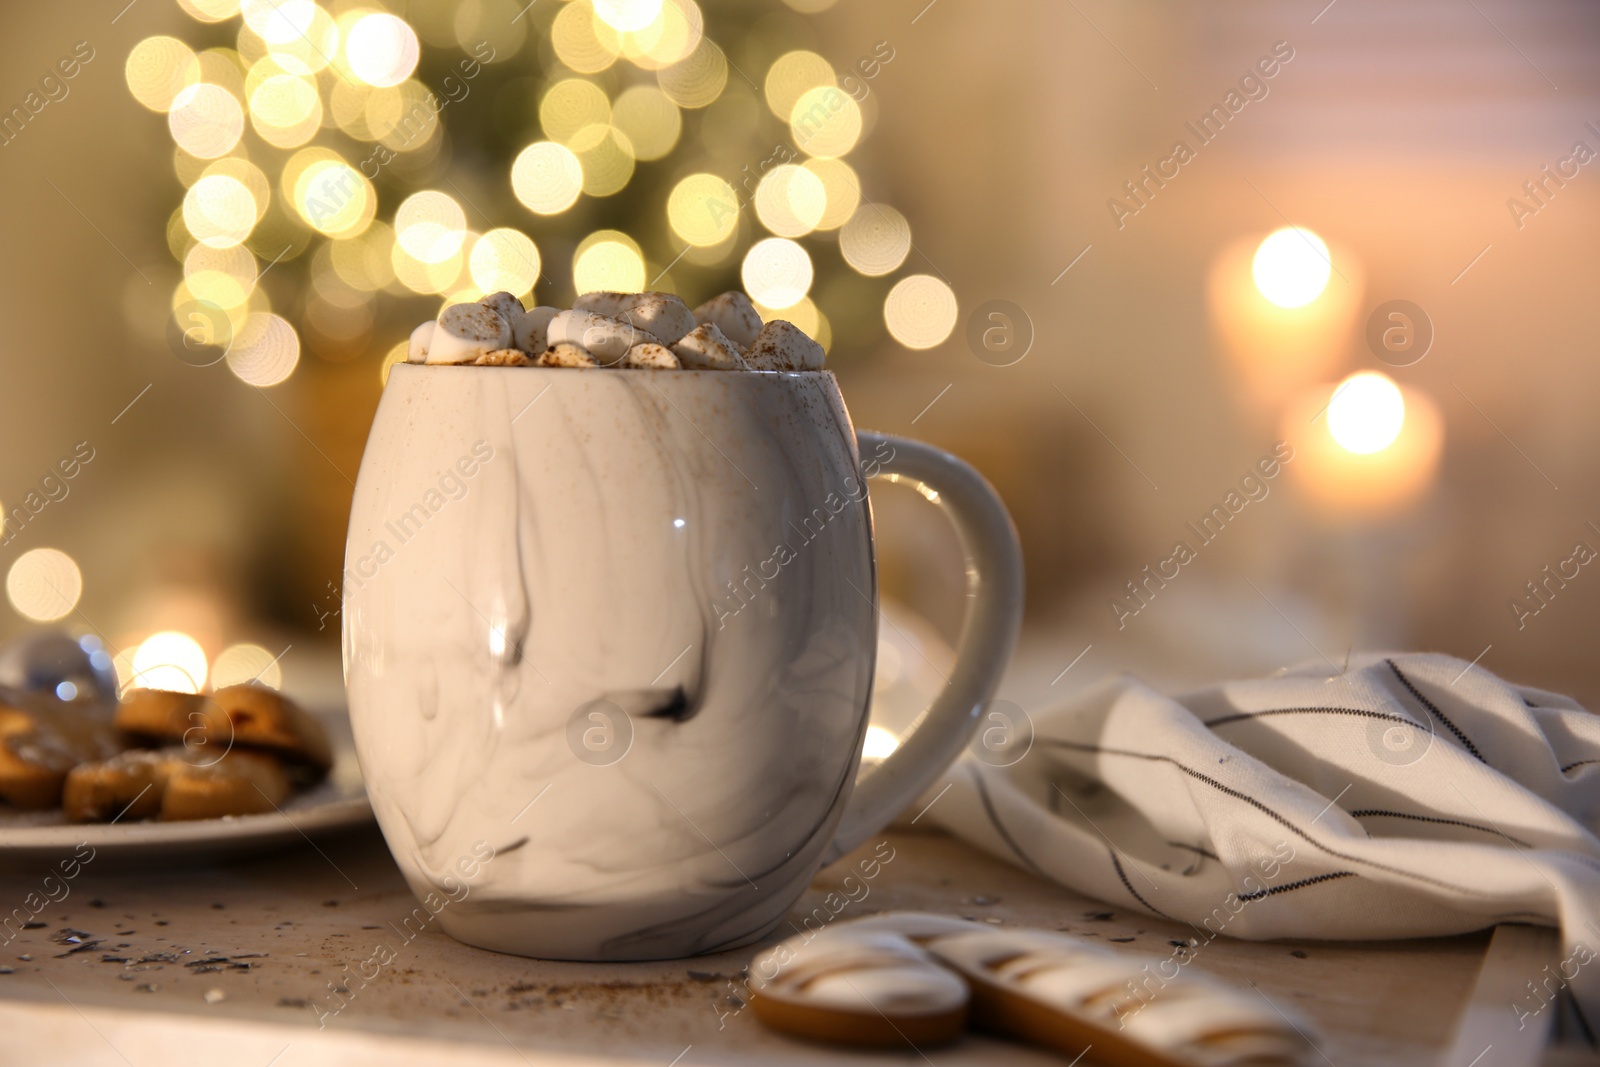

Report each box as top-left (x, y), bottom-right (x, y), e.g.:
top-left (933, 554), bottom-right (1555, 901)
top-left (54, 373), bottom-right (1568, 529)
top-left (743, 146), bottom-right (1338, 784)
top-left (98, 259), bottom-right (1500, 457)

top-left (822, 431), bottom-right (1025, 864)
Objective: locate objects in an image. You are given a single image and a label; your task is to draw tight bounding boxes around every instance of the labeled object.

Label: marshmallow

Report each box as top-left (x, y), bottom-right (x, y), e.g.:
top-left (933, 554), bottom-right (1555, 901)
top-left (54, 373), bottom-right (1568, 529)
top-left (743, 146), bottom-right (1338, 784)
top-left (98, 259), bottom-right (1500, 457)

top-left (536, 343), bottom-right (598, 368)
top-left (479, 291), bottom-right (524, 326)
top-left (745, 320), bottom-right (825, 371)
top-left (474, 349), bottom-right (533, 366)
top-left (546, 310), bottom-right (648, 366)
top-left (693, 291), bottom-right (763, 348)
top-left (571, 291), bottom-right (637, 319)
top-left (672, 321), bottom-right (749, 371)
top-left (621, 294), bottom-right (697, 345)
top-left (407, 320), bottom-right (435, 364)
top-left (428, 303), bottom-right (512, 365)
top-left (513, 306), bottom-right (559, 357)
top-left (623, 343), bottom-right (682, 370)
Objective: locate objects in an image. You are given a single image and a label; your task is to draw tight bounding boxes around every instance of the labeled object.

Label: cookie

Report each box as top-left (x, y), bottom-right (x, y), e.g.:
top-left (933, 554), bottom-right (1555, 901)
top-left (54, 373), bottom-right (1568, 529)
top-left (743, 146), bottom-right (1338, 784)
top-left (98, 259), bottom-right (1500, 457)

top-left (207, 684), bottom-right (332, 773)
top-left (64, 746), bottom-right (290, 823)
top-left (0, 700), bottom-right (120, 809)
top-left (748, 914), bottom-right (1317, 1066)
top-left (114, 685), bottom-right (331, 774)
top-left (114, 689), bottom-right (206, 745)
top-left (748, 914), bottom-right (974, 1048)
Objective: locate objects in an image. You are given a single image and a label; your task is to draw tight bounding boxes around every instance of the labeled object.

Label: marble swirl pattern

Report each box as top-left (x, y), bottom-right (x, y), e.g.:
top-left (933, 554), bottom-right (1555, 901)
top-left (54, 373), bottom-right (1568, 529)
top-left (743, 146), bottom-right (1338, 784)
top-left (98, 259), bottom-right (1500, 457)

top-left (344, 366), bottom-right (878, 960)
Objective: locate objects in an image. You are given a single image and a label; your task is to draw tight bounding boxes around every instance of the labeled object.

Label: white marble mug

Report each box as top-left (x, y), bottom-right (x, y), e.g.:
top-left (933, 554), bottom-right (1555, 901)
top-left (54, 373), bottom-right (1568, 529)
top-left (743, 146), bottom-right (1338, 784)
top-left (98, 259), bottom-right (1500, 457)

top-left (343, 366), bottom-right (1022, 960)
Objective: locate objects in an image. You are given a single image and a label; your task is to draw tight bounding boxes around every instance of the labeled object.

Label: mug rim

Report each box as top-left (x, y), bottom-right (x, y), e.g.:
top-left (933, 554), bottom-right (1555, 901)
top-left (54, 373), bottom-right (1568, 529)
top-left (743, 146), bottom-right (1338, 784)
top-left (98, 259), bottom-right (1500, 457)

top-left (389, 364), bottom-right (835, 377)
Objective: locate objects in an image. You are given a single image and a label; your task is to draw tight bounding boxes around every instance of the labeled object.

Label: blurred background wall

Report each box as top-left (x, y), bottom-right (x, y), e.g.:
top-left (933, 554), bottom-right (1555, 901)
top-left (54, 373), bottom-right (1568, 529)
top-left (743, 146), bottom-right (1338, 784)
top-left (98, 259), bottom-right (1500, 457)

top-left (1, 0), bottom-right (1597, 703)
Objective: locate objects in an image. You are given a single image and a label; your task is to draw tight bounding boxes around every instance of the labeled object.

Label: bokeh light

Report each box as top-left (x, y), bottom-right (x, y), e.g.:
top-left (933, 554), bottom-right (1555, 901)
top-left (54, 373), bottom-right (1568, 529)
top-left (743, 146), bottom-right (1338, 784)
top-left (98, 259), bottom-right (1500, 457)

top-left (248, 73), bottom-right (322, 148)
top-left (862, 724), bottom-right (899, 759)
top-left (211, 642), bottom-right (283, 689)
top-left (345, 13), bottom-right (419, 87)
top-left (183, 174), bottom-right (258, 249)
top-left (667, 172), bottom-right (739, 246)
top-left (1328, 371), bottom-right (1406, 454)
top-left (840, 204), bottom-right (911, 276)
top-left (540, 78), bottom-right (611, 145)
top-left (6, 549), bottom-right (82, 623)
top-left (764, 51), bottom-right (834, 120)
top-left (754, 164), bottom-right (826, 238)
top-left (184, 243), bottom-right (258, 309)
top-left (1252, 227), bottom-right (1332, 308)
top-left (132, 631), bottom-right (208, 693)
top-left (884, 274), bottom-right (958, 349)
top-left (552, 2), bottom-right (620, 74)
top-left (789, 86), bottom-right (862, 158)
top-left (741, 237), bottom-right (812, 309)
top-left (803, 157), bottom-right (860, 230)
top-left (290, 155), bottom-right (374, 237)
top-left (178, 0), bottom-right (243, 21)
top-left (126, 37), bottom-right (201, 113)
top-left (512, 142), bottom-right (584, 214)
top-left (226, 312), bottom-right (300, 386)
top-left (657, 38), bottom-right (727, 108)
top-left (395, 190), bottom-right (467, 263)
top-left (610, 85), bottom-right (681, 160)
top-left (470, 228), bottom-right (541, 296)
top-left (573, 230), bottom-right (646, 294)
top-left (168, 83), bottom-right (245, 159)
top-left (594, 0), bottom-right (665, 33)
top-left (571, 124), bottom-right (636, 196)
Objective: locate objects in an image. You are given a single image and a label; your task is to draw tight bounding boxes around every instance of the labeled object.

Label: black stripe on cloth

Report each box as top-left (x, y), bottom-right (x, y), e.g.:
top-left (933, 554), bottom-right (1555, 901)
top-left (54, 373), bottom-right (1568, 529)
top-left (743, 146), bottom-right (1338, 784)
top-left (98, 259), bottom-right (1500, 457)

top-left (1236, 870), bottom-right (1355, 901)
top-left (1036, 737), bottom-right (1508, 900)
top-left (1348, 809), bottom-right (1533, 849)
top-left (1108, 847), bottom-right (1173, 919)
top-left (1203, 706), bottom-right (1419, 729)
top-left (1387, 658), bottom-right (1486, 764)
top-left (1561, 759), bottom-right (1600, 774)
top-left (967, 764), bottom-right (1054, 883)
top-left (1167, 840), bottom-right (1220, 862)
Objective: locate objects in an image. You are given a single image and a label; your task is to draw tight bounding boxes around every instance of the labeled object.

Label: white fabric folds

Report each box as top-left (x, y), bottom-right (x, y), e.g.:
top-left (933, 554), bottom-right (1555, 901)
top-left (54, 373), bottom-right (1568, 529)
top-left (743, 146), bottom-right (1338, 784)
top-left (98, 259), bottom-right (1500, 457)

top-left (925, 653), bottom-right (1600, 1016)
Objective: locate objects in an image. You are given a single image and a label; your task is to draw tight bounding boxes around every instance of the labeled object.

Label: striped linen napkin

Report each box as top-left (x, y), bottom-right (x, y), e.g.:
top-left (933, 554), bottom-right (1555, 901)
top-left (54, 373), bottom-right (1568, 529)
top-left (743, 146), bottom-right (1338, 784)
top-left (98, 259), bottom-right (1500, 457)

top-left (924, 652), bottom-right (1600, 1020)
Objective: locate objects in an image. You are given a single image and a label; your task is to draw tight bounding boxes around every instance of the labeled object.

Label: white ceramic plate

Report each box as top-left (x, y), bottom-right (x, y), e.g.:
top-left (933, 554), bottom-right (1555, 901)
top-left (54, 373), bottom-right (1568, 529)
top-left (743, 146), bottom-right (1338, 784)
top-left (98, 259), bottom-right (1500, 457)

top-left (0, 707), bottom-right (373, 872)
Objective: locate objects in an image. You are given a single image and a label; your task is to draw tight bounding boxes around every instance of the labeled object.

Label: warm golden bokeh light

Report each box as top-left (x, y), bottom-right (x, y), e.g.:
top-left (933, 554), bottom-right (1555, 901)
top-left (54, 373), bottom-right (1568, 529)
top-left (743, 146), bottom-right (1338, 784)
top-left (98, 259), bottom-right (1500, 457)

top-left (1328, 371), bottom-right (1406, 455)
top-left (132, 631), bottom-right (208, 694)
top-left (395, 190), bottom-right (467, 264)
top-left (764, 51), bottom-right (834, 120)
top-left (667, 172), bottom-right (739, 246)
top-left (552, 2), bottom-right (620, 74)
top-left (345, 12), bottom-right (419, 88)
top-left (126, 37), bottom-right (202, 113)
top-left (330, 222), bottom-right (397, 292)
top-left (789, 86), bottom-right (861, 158)
top-left (511, 141), bottom-right (585, 215)
top-left (470, 228), bottom-right (542, 296)
top-left (573, 230), bottom-right (646, 294)
top-left (571, 124), bottom-right (636, 196)
top-left (6, 549), bottom-right (82, 623)
top-left (211, 642), bottom-right (283, 689)
top-left (540, 78), bottom-right (611, 145)
top-left (184, 243), bottom-right (258, 309)
top-left (248, 73), bottom-right (322, 148)
top-left (803, 157), bottom-right (860, 230)
top-left (885, 274), bottom-right (958, 349)
top-left (184, 174), bottom-right (258, 249)
top-left (1252, 227), bottom-right (1333, 309)
top-left (610, 85), bottom-right (681, 160)
top-left (227, 312), bottom-right (301, 386)
top-left (754, 164), bottom-right (826, 238)
top-left (593, 0), bottom-right (665, 33)
top-left (178, 0), bottom-right (243, 22)
top-left (657, 38), bottom-right (727, 108)
top-left (840, 203), bottom-right (911, 276)
top-left (741, 237), bottom-right (812, 309)
top-left (168, 83), bottom-right (245, 159)
top-left (291, 155), bottom-right (374, 237)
